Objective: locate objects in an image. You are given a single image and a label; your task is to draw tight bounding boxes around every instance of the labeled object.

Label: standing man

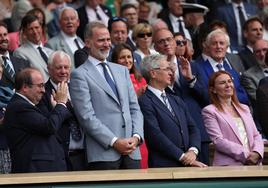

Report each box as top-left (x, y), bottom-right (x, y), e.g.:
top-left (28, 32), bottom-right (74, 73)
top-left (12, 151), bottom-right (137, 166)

top-left (37, 51), bottom-right (86, 171)
top-left (70, 22), bottom-right (143, 170)
top-left (4, 68), bottom-right (70, 173)
top-left (138, 54), bottom-right (205, 168)
top-left (0, 21), bottom-right (29, 89)
top-left (46, 7), bottom-right (84, 69)
top-left (14, 15), bottom-right (54, 81)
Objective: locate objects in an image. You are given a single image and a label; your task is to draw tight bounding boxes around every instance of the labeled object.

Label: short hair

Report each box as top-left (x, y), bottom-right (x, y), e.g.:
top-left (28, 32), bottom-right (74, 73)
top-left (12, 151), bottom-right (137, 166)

top-left (243, 16), bottom-right (263, 31)
top-left (48, 51), bottom-right (71, 66)
top-left (141, 54), bottom-right (167, 83)
top-left (84, 21), bottom-right (107, 40)
top-left (132, 23), bottom-right (153, 41)
top-left (208, 71), bottom-right (243, 112)
top-left (15, 68), bottom-right (39, 91)
top-left (152, 28), bottom-right (173, 43)
top-left (120, 4), bottom-right (137, 16)
top-left (20, 14), bottom-right (39, 31)
top-left (59, 6), bottom-right (79, 21)
top-left (208, 20), bottom-right (228, 32)
top-left (108, 16), bottom-right (128, 32)
top-left (205, 29), bottom-right (230, 47)
top-left (0, 21), bottom-right (7, 30)
top-left (26, 8), bottom-right (46, 29)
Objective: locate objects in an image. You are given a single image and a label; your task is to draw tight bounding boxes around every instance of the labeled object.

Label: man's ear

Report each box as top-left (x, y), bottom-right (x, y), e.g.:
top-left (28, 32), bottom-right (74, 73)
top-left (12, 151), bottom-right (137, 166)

top-left (84, 38), bottom-right (91, 48)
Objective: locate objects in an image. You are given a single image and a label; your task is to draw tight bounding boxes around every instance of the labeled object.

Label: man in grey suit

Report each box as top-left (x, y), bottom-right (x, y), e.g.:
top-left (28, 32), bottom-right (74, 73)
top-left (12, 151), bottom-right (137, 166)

top-left (13, 15), bottom-right (53, 81)
top-left (241, 39), bottom-right (268, 105)
top-left (46, 7), bottom-right (84, 69)
top-left (69, 21), bottom-right (143, 170)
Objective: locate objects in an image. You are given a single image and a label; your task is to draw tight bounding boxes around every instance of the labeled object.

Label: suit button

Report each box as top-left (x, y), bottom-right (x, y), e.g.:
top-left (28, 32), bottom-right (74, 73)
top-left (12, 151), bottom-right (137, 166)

top-left (181, 130), bottom-right (183, 134)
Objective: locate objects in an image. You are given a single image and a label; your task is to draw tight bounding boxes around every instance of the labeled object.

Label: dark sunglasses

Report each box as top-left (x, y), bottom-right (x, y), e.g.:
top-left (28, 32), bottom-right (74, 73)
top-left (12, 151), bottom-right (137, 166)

top-left (137, 32), bottom-right (153, 38)
top-left (176, 40), bottom-right (187, 46)
top-left (110, 16), bottom-right (127, 22)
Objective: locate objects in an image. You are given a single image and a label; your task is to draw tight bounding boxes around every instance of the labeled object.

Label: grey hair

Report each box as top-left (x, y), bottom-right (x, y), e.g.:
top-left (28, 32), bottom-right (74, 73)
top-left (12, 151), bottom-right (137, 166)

top-left (204, 28), bottom-right (230, 47)
top-left (59, 7), bottom-right (79, 21)
top-left (84, 21), bottom-right (107, 40)
top-left (48, 50), bottom-right (71, 67)
top-left (141, 54), bottom-right (167, 83)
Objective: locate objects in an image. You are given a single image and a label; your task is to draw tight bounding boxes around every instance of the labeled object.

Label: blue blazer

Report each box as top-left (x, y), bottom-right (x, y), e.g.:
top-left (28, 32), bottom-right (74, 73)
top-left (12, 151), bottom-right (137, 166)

top-left (139, 89), bottom-right (201, 168)
top-left (4, 94), bottom-right (71, 173)
top-left (215, 3), bottom-right (257, 51)
top-left (195, 56), bottom-right (249, 105)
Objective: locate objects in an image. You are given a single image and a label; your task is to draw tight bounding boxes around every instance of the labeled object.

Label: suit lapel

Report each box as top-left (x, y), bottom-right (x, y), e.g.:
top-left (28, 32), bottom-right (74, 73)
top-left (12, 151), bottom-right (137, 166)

top-left (216, 107), bottom-right (244, 145)
top-left (84, 60), bottom-right (120, 104)
top-left (202, 59), bottom-right (214, 86)
top-left (59, 34), bottom-right (73, 55)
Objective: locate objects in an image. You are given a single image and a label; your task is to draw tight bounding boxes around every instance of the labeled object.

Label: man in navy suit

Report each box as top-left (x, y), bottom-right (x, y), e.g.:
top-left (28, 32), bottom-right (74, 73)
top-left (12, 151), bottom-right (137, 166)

top-left (76, 0), bottom-right (112, 40)
top-left (215, 0), bottom-right (257, 52)
top-left (4, 68), bottom-right (71, 173)
top-left (0, 21), bottom-right (29, 89)
top-left (139, 54), bottom-right (206, 168)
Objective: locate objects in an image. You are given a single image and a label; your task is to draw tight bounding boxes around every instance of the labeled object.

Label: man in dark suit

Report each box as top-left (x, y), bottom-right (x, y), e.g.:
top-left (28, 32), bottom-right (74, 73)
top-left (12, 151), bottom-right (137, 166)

top-left (76, 0), bottom-right (112, 40)
top-left (0, 21), bottom-right (29, 89)
top-left (37, 51), bottom-right (86, 171)
top-left (215, 0), bottom-right (257, 52)
top-left (158, 0), bottom-right (191, 40)
top-left (239, 17), bottom-right (263, 70)
top-left (4, 68), bottom-right (71, 173)
top-left (138, 54), bottom-right (206, 168)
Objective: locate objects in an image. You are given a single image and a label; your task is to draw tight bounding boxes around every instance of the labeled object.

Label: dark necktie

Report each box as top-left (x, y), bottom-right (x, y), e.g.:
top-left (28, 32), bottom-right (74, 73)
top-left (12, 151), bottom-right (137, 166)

top-left (237, 6), bottom-right (246, 27)
top-left (178, 19), bottom-right (185, 35)
top-left (74, 38), bottom-right (81, 50)
top-left (100, 63), bottom-right (119, 99)
top-left (216, 63), bottom-right (224, 71)
top-left (95, 8), bottom-right (101, 20)
top-left (2, 56), bottom-right (15, 78)
top-left (69, 120), bottom-right (82, 141)
top-left (161, 93), bottom-right (175, 116)
top-left (37, 46), bottom-right (48, 63)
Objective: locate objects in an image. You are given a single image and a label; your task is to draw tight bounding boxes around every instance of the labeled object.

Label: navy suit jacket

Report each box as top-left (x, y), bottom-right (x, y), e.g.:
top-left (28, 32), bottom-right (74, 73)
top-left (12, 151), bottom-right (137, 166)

top-left (76, 5), bottom-right (112, 40)
top-left (238, 46), bottom-right (258, 70)
top-left (195, 56), bottom-right (249, 105)
top-left (139, 89), bottom-right (201, 168)
top-left (4, 94), bottom-right (71, 173)
top-left (215, 3), bottom-right (257, 51)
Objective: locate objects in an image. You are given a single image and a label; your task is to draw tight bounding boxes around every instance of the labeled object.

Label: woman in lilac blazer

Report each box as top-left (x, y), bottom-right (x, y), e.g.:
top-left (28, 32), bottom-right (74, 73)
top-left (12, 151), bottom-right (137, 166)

top-left (202, 71), bottom-right (264, 166)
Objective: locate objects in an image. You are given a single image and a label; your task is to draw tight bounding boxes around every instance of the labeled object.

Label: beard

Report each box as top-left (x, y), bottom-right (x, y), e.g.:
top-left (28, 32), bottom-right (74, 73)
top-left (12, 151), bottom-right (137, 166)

top-left (0, 39), bottom-right (9, 53)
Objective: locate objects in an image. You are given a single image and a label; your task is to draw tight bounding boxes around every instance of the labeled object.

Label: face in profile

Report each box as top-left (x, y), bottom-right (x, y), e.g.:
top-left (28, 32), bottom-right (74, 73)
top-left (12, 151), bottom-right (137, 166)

top-left (212, 73), bottom-right (234, 99)
top-left (117, 49), bottom-right (133, 71)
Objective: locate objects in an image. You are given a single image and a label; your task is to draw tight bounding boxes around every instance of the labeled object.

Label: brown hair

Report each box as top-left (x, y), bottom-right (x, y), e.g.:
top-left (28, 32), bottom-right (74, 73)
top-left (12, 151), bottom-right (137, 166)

top-left (111, 43), bottom-right (143, 82)
top-left (208, 71), bottom-right (244, 112)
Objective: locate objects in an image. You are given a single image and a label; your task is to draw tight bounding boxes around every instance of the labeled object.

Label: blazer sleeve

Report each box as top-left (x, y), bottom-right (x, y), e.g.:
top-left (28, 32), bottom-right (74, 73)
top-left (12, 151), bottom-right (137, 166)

top-left (202, 106), bottom-right (250, 163)
top-left (240, 73), bottom-right (257, 101)
top-left (139, 96), bottom-right (185, 161)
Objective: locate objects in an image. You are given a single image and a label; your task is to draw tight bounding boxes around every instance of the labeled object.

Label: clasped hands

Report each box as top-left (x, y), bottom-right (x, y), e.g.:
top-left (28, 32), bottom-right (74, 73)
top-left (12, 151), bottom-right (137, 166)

top-left (50, 81), bottom-right (68, 107)
top-left (181, 150), bottom-right (207, 168)
top-left (113, 137), bottom-right (139, 155)
top-left (245, 151), bottom-right (261, 165)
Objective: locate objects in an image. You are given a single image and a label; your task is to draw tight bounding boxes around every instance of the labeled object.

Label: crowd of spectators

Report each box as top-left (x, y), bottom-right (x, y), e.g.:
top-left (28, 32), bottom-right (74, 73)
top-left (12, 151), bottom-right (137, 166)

top-left (0, 0), bottom-right (267, 174)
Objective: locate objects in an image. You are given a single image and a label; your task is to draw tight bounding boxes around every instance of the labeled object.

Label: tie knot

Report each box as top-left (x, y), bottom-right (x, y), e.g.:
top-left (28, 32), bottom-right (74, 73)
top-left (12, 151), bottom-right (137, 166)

top-left (237, 5), bottom-right (242, 10)
top-left (2, 56), bottom-right (7, 61)
top-left (216, 63), bottom-right (223, 71)
top-left (161, 92), bottom-right (167, 98)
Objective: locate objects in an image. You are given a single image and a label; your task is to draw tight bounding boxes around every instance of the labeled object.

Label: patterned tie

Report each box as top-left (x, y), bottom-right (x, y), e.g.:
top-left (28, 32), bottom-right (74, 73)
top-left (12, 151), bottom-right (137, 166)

top-left (100, 63), bottom-right (119, 99)
top-left (69, 119), bottom-right (82, 141)
top-left (37, 46), bottom-right (48, 63)
top-left (74, 38), bottom-right (81, 50)
top-left (161, 92), bottom-right (175, 116)
top-left (216, 63), bottom-right (224, 71)
top-left (237, 6), bottom-right (246, 27)
top-left (2, 56), bottom-right (15, 78)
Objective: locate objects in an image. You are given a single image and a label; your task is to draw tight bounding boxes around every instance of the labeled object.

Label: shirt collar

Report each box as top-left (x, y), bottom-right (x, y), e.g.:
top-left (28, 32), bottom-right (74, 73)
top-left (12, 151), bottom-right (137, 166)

top-left (61, 30), bottom-right (77, 39)
top-left (147, 85), bottom-right (165, 99)
top-left (16, 92), bottom-right (35, 106)
top-left (88, 55), bottom-right (108, 67)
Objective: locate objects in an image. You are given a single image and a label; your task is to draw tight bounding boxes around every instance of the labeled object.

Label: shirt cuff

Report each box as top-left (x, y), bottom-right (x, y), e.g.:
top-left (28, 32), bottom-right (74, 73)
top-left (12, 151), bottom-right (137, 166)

top-left (179, 153), bottom-right (185, 161)
top-left (189, 147), bottom-right (199, 156)
top-left (57, 102), bottom-right (67, 108)
top-left (188, 75), bottom-right (197, 88)
top-left (110, 137), bottom-right (118, 147)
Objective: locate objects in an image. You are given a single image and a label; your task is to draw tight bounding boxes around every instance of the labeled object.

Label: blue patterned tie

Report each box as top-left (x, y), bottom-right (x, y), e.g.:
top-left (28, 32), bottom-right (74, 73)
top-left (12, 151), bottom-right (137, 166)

top-left (161, 92), bottom-right (175, 116)
top-left (100, 63), bottom-right (119, 99)
top-left (2, 56), bottom-right (15, 78)
top-left (216, 63), bottom-right (223, 71)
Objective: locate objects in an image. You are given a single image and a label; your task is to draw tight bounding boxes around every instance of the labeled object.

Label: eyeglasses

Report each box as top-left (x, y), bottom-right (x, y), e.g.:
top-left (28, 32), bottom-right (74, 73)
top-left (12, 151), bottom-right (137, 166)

top-left (156, 37), bottom-right (174, 45)
top-left (30, 83), bottom-right (45, 88)
top-left (153, 67), bottom-right (173, 72)
top-left (176, 40), bottom-right (187, 46)
top-left (137, 32), bottom-right (152, 38)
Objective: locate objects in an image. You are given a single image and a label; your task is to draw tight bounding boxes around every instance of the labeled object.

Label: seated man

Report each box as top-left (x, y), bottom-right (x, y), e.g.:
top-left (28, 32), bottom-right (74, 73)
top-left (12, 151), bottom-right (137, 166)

top-left (138, 54), bottom-right (206, 168)
top-left (4, 68), bottom-right (71, 173)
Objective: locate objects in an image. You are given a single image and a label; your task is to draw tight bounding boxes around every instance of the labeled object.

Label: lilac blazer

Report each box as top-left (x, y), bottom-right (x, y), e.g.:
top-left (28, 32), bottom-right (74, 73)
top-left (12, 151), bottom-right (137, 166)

top-left (202, 104), bottom-right (264, 166)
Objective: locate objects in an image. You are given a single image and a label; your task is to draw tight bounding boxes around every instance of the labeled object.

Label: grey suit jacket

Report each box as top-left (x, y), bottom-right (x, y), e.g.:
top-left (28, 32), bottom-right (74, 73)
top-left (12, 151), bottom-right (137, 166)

top-left (241, 65), bottom-right (265, 102)
top-left (13, 41), bottom-right (54, 81)
top-left (45, 32), bottom-right (84, 69)
top-left (225, 53), bottom-right (245, 76)
top-left (69, 59), bottom-right (143, 163)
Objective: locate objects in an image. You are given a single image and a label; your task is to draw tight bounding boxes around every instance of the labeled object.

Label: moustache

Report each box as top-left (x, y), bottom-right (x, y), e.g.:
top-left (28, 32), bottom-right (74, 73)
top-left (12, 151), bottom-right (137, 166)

top-left (0, 39), bottom-right (8, 44)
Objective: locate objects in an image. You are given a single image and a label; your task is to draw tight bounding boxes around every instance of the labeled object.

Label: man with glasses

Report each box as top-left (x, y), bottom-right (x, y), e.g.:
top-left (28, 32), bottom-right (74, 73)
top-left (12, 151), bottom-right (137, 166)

top-left (138, 54), bottom-right (206, 168)
top-left (153, 28), bottom-right (210, 165)
top-left (4, 68), bottom-right (71, 173)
